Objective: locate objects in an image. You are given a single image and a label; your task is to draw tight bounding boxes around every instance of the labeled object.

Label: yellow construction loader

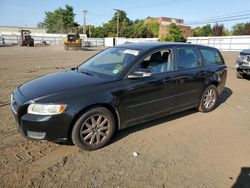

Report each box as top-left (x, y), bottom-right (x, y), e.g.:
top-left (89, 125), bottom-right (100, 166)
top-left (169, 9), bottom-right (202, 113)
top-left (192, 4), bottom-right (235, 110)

top-left (64, 33), bottom-right (81, 50)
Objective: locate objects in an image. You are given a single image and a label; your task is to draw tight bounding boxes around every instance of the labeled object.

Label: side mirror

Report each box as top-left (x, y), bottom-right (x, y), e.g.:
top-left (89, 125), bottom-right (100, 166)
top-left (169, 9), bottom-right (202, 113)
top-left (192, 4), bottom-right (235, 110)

top-left (128, 69), bottom-right (152, 79)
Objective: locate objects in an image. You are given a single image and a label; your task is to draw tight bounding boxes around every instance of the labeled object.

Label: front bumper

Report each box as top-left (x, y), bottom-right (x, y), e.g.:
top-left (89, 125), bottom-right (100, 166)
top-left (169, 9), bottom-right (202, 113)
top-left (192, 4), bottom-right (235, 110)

top-left (11, 90), bottom-right (72, 142)
top-left (236, 61), bottom-right (250, 75)
top-left (15, 113), bottom-right (71, 142)
top-left (64, 42), bottom-right (80, 47)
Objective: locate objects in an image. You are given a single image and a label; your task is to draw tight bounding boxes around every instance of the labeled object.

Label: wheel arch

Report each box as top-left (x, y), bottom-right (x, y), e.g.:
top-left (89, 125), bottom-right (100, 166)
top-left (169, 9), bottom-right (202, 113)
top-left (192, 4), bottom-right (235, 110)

top-left (209, 80), bottom-right (219, 87)
top-left (67, 103), bottom-right (121, 140)
top-left (198, 79), bottom-right (219, 103)
top-left (204, 72), bottom-right (220, 90)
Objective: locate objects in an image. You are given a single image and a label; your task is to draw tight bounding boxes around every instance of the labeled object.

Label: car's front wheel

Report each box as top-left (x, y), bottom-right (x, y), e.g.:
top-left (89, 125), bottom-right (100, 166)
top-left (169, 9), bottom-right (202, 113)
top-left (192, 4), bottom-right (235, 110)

top-left (197, 85), bottom-right (219, 113)
top-left (236, 71), bottom-right (246, 79)
top-left (72, 107), bottom-right (116, 150)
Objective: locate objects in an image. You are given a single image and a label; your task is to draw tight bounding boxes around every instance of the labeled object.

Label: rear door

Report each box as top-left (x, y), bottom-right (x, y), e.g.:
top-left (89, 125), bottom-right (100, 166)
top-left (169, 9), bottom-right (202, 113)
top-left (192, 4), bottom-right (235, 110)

top-left (173, 46), bottom-right (206, 109)
top-left (198, 47), bottom-right (227, 95)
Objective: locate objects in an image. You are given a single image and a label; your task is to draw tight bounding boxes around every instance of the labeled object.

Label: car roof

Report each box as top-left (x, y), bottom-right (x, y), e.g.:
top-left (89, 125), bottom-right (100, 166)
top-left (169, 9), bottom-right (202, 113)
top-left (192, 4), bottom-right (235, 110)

top-left (117, 42), bottom-right (216, 52)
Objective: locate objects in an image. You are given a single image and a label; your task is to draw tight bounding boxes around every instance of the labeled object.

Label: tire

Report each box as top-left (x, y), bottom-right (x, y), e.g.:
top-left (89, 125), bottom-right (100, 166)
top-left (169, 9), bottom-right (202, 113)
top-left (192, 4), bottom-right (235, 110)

top-left (72, 107), bottom-right (116, 150)
top-left (197, 85), bottom-right (219, 113)
top-left (236, 71), bottom-right (244, 79)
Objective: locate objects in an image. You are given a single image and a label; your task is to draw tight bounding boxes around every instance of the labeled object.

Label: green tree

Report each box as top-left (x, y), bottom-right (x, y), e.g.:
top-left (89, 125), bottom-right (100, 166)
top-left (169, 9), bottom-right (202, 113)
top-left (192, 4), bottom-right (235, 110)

top-left (101, 11), bottom-right (132, 37)
top-left (223, 28), bottom-right (232, 36)
top-left (212, 23), bottom-right (224, 36)
top-left (193, 24), bottom-right (212, 37)
top-left (132, 20), bottom-right (147, 38)
top-left (244, 22), bottom-right (250, 35)
top-left (165, 23), bottom-right (185, 42)
top-left (91, 26), bottom-right (106, 38)
top-left (145, 22), bottom-right (159, 37)
top-left (193, 27), bottom-right (203, 37)
top-left (232, 23), bottom-right (245, 35)
top-left (90, 11), bottom-right (150, 38)
top-left (92, 11), bottom-right (133, 37)
top-left (43, 5), bottom-right (78, 33)
top-left (201, 24), bottom-right (212, 36)
top-left (84, 11), bottom-right (159, 38)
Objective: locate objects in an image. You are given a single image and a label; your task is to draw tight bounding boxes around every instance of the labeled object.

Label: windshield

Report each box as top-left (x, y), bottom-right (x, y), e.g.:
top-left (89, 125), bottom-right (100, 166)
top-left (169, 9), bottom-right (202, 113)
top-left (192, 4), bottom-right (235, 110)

top-left (78, 47), bottom-right (141, 78)
top-left (68, 34), bottom-right (79, 41)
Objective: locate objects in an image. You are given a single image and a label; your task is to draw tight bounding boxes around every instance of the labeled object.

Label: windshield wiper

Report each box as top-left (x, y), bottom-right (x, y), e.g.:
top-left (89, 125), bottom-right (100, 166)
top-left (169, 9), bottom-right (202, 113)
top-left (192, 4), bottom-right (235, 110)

top-left (79, 70), bottom-right (95, 77)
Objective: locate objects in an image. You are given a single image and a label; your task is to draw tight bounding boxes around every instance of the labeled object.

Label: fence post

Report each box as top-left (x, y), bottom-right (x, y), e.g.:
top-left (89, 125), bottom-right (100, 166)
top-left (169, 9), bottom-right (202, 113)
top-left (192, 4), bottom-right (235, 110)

top-left (229, 37), bottom-right (232, 51)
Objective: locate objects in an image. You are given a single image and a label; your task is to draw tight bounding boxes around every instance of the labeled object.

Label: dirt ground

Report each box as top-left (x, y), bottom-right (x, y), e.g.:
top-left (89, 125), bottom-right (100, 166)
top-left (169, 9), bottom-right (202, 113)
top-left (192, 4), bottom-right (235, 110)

top-left (0, 46), bottom-right (249, 188)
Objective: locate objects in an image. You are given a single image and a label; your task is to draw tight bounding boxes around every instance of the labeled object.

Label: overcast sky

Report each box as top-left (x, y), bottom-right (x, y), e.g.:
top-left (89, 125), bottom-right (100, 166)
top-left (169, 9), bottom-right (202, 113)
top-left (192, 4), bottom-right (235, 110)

top-left (0, 0), bottom-right (250, 29)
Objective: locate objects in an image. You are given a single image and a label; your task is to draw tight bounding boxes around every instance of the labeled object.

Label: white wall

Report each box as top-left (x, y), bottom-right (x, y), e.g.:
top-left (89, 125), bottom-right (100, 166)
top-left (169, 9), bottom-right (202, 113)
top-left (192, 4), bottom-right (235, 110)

top-left (0, 32), bottom-right (87, 45)
top-left (187, 36), bottom-right (250, 51)
top-left (104, 37), bottom-right (115, 47)
top-left (0, 26), bottom-right (46, 34)
top-left (1, 31), bottom-right (158, 47)
top-left (84, 38), bottom-right (104, 46)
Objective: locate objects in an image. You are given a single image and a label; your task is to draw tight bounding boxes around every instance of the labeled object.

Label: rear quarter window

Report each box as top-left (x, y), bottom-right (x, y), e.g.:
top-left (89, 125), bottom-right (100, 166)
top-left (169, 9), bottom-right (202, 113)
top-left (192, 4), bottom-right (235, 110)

top-left (200, 48), bottom-right (224, 65)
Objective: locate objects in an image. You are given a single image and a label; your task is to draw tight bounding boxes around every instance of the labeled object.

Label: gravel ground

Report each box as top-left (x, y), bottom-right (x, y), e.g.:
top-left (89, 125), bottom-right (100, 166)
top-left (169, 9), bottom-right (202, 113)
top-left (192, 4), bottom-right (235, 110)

top-left (0, 46), bottom-right (249, 188)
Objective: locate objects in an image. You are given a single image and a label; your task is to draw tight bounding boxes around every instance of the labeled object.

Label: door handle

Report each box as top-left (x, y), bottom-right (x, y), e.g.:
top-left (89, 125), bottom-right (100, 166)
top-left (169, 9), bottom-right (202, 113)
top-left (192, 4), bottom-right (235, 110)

top-left (162, 77), bottom-right (174, 83)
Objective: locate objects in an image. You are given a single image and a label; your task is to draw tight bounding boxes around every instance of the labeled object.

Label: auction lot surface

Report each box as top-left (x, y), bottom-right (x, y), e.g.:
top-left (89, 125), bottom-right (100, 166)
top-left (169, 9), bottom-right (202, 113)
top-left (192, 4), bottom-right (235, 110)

top-left (0, 46), bottom-right (250, 188)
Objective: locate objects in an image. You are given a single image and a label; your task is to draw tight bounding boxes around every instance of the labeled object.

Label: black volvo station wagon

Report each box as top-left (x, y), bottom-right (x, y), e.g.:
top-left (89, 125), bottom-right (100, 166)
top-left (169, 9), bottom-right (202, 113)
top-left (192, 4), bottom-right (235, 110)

top-left (11, 43), bottom-right (227, 150)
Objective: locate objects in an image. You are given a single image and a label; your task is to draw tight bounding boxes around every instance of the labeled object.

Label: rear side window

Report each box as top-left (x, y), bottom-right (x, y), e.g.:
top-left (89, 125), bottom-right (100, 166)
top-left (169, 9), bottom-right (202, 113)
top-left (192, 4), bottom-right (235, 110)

top-left (200, 48), bottom-right (224, 65)
top-left (177, 47), bottom-right (201, 69)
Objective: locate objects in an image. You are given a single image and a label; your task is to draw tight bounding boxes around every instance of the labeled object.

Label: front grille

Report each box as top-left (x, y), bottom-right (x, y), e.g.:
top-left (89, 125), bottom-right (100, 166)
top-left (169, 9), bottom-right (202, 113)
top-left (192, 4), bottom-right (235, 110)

top-left (239, 62), bottom-right (244, 66)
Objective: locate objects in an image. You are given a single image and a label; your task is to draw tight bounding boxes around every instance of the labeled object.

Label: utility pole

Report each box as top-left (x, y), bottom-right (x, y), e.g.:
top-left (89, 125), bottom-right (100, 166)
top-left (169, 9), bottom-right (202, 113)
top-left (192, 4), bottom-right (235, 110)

top-left (114, 9), bottom-right (123, 45)
top-left (83, 10), bottom-right (87, 34)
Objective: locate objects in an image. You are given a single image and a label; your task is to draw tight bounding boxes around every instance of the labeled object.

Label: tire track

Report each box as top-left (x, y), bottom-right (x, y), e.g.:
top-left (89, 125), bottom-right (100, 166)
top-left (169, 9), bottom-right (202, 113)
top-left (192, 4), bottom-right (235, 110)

top-left (14, 144), bottom-right (56, 163)
top-left (0, 101), bottom-right (10, 107)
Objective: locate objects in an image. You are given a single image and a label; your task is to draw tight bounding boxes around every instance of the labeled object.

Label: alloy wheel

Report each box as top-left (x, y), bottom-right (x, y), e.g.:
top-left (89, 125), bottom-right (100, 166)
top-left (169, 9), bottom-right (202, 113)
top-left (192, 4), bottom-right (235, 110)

top-left (80, 114), bottom-right (111, 145)
top-left (203, 88), bottom-right (216, 109)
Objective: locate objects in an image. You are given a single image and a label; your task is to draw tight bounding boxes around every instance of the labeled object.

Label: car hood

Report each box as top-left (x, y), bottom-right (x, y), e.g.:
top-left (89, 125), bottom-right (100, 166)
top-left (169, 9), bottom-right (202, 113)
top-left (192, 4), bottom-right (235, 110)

top-left (240, 49), bottom-right (250, 55)
top-left (18, 70), bottom-right (107, 100)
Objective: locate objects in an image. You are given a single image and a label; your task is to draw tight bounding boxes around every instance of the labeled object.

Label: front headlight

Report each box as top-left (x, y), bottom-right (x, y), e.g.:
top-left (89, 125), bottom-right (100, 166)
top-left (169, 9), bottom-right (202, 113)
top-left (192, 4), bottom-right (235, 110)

top-left (27, 103), bottom-right (67, 115)
top-left (238, 55), bottom-right (246, 61)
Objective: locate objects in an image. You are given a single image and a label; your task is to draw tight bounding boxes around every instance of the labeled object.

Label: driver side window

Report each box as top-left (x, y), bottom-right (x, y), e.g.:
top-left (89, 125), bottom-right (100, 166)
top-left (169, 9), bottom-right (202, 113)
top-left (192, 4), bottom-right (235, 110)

top-left (137, 49), bottom-right (174, 74)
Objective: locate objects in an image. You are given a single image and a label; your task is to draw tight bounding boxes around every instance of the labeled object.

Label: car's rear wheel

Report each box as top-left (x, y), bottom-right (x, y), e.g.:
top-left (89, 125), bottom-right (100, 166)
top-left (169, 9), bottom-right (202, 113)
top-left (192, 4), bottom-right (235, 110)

top-left (72, 107), bottom-right (115, 150)
top-left (197, 85), bottom-right (218, 113)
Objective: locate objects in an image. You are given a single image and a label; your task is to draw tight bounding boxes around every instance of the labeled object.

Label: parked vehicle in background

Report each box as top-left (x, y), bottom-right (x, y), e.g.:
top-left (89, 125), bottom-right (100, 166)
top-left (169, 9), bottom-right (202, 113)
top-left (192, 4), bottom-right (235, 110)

top-left (82, 41), bottom-right (91, 47)
top-left (18, 30), bottom-right (34, 46)
top-left (11, 42), bottom-right (227, 150)
top-left (236, 49), bottom-right (250, 79)
top-left (0, 34), bottom-right (5, 46)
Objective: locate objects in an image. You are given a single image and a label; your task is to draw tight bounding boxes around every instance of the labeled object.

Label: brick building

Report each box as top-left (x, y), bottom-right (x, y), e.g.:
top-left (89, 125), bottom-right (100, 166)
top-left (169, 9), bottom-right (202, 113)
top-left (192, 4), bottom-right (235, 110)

top-left (144, 17), bottom-right (192, 39)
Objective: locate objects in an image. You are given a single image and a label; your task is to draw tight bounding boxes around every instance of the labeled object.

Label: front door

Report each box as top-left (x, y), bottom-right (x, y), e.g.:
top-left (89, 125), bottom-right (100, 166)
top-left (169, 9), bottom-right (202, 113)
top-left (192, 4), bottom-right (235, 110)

top-left (123, 48), bottom-right (178, 125)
